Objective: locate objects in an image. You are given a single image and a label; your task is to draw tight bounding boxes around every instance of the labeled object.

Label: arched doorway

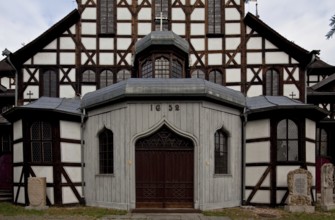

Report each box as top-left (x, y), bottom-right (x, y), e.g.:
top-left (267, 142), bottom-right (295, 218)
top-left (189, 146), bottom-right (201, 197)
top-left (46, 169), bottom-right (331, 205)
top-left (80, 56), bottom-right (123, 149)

top-left (135, 125), bottom-right (194, 208)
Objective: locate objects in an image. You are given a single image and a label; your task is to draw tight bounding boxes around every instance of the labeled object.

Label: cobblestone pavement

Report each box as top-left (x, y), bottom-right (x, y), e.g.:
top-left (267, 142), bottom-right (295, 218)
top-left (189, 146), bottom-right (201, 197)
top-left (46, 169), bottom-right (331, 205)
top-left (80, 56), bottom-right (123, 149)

top-left (0, 214), bottom-right (231, 220)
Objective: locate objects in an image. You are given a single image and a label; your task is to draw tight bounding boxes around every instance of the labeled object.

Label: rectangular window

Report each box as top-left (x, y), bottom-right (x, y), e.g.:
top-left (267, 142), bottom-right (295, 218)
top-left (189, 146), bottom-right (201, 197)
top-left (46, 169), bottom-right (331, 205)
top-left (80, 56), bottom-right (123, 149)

top-left (100, 0), bottom-right (115, 34)
top-left (208, 0), bottom-right (222, 34)
top-left (155, 0), bottom-right (169, 31)
top-left (43, 70), bottom-right (58, 97)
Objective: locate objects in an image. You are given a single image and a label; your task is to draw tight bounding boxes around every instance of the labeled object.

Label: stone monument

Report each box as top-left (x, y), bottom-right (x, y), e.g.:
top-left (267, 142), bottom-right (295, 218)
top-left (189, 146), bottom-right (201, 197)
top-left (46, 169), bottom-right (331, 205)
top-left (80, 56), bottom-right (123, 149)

top-left (320, 163), bottom-right (335, 211)
top-left (284, 168), bottom-right (315, 213)
top-left (26, 177), bottom-right (48, 210)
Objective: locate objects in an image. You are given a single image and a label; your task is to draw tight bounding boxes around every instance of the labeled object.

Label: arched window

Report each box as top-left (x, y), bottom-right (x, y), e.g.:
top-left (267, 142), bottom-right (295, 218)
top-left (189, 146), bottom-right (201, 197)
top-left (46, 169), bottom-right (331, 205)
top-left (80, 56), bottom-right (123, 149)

top-left (117, 69), bottom-right (131, 83)
top-left (142, 60), bottom-right (153, 78)
top-left (30, 121), bottom-right (52, 163)
top-left (316, 128), bottom-right (328, 156)
top-left (43, 70), bottom-right (57, 97)
top-left (171, 60), bottom-right (182, 78)
top-left (100, 70), bottom-right (114, 88)
top-left (208, 0), bottom-right (222, 34)
top-left (277, 119), bottom-right (299, 161)
top-left (82, 70), bottom-right (96, 83)
top-left (214, 129), bottom-right (228, 174)
top-left (265, 69), bottom-right (280, 96)
top-left (99, 128), bottom-right (114, 174)
top-left (209, 70), bottom-right (223, 85)
top-left (191, 69), bottom-right (205, 79)
top-left (155, 57), bottom-right (170, 78)
top-left (99, 0), bottom-right (115, 34)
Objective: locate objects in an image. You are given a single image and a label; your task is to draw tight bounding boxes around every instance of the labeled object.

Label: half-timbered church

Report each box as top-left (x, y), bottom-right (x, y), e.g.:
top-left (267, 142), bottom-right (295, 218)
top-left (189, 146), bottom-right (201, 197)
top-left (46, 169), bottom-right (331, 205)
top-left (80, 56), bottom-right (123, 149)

top-left (1, 0), bottom-right (335, 210)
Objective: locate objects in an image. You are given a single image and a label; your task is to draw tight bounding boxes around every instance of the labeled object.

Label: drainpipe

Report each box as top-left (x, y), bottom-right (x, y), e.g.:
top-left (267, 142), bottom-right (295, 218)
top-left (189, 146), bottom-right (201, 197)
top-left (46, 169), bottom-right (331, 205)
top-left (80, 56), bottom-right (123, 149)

top-left (241, 106), bottom-right (247, 206)
top-left (2, 49), bottom-right (18, 106)
top-left (81, 108), bottom-right (86, 204)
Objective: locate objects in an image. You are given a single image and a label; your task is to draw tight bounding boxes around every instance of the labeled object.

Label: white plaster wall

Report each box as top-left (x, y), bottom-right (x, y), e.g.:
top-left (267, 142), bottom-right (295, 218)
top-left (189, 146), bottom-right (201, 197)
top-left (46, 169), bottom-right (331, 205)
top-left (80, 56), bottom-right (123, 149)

top-left (81, 85), bottom-right (96, 97)
top-left (306, 142), bottom-right (316, 163)
top-left (60, 53), bottom-right (76, 65)
top-left (117, 8), bottom-right (132, 20)
top-left (63, 187), bottom-right (79, 204)
top-left (138, 23), bottom-right (152, 36)
top-left (247, 37), bottom-right (262, 50)
top-left (61, 143), bottom-right (81, 163)
top-left (63, 167), bottom-right (82, 183)
top-left (60, 121), bottom-right (81, 140)
top-left (172, 8), bottom-right (185, 20)
top-left (265, 52), bottom-right (289, 64)
top-left (247, 52), bottom-right (262, 64)
top-left (226, 86), bottom-right (241, 92)
top-left (117, 23), bottom-right (132, 35)
top-left (81, 23), bottom-right (97, 35)
top-left (191, 8), bottom-right (205, 21)
top-left (14, 187), bottom-right (25, 204)
top-left (44, 40), bottom-right (57, 49)
top-left (13, 143), bottom-right (23, 163)
top-left (307, 166), bottom-right (316, 189)
top-left (31, 166), bottom-right (54, 183)
top-left (191, 39), bottom-right (205, 51)
top-left (13, 167), bottom-right (22, 182)
top-left (208, 38), bottom-right (222, 51)
top-left (245, 167), bottom-right (268, 186)
top-left (225, 8), bottom-right (240, 20)
top-left (13, 120), bottom-right (22, 140)
top-left (226, 38), bottom-right (240, 50)
top-left (246, 142), bottom-right (270, 163)
top-left (277, 190), bottom-right (287, 203)
top-left (172, 23), bottom-right (185, 36)
top-left (276, 166), bottom-right (300, 187)
top-left (265, 40), bottom-right (277, 49)
top-left (283, 84), bottom-right (300, 99)
top-left (208, 54), bottom-right (222, 65)
top-left (226, 69), bottom-right (241, 83)
top-left (62, 69), bottom-right (76, 82)
top-left (117, 38), bottom-right (132, 50)
top-left (100, 38), bottom-right (114, 50)
top-left (60, 37), bottom-right (76, 50)
top-left (47, 187), bottom-right (55, 204)
top-left (225, 23), bottom-right (240, 35)
top-left (246, 119), bottom-right (270, 139)
top-left (82, 38), bottom-right (97, 50)
top-left (0, 77), bottom-right (10, 88)
top-left (191, 23), bottom-right (205, 35)
top-left (99, 53), bottom-right (114, 65)
top-left (247, 85), bottom-right (262, 97)
top-left (82, 7), bottom-right (96, 20)
top-left (305, 119), bottom-right (316, 140)
top-left (60, 85), bottom-right (76, 98)
top-left (138, 8), bottom-right (151, 20)
top-left (23, 69), bottom-right (39, 83)
top-left (34, 53), bottom-right (57, 65)
top-left (250, 190), bottom-right (270, 204)
top-left (23, 86), bottom-right (39, 99)
top-left (284, 68), bottom-right (299, 81)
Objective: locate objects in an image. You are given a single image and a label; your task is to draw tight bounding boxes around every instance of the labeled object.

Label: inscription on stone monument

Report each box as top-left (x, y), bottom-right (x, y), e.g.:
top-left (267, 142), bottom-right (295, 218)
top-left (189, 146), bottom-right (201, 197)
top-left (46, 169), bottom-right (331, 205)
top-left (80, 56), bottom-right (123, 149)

top-left (293, 174), bottom-right (307, 195)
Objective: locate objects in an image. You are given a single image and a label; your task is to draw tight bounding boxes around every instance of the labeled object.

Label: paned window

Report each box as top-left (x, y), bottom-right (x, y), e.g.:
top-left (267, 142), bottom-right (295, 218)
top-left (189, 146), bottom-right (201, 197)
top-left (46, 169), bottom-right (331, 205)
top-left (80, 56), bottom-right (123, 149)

top-left (155, 0), bottom-right (169, 31)
top-left (117, 69), bottom-right (131, 83)
top-left (265, 69), bottom-right (279, 96)
top-left (277, 119), bottom-right (299, 161)
top-left (82, 70), bottom-right (96, 83)
top-left (316, 128), bottom-right (328, 156)
top-left (191, 69), bottom-right (206, 79)
top-left (171, 61), bottom-right (182, 78)
top-left (0, 132), bottom-right (11, 154)
top-left (155, 57), bottom-right (170, 78)
top-left (100, 70), bottom-right (114, 88)
top-left (142, 61), bottom-right (153, 78)
top-left (99, 0), bottom-right (115, 34)
top-left (214, 129), bottom-right (228, 174)
top-left (99, 128), bottom-right (114, 174)
top-left (208, 0), bottom-right (222, 34)
top-left (30, 121), bottom-right (52, 163)
top-left (43, 70), bottom-right (57, 97)
top-left (209, 70), bottom-right (223, 85)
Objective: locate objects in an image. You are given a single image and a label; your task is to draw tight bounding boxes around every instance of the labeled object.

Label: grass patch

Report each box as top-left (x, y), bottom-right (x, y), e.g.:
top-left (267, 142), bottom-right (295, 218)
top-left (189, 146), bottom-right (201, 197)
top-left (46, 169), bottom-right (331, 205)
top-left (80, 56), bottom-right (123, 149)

top-left (0, 202), bottom-right (127, 219)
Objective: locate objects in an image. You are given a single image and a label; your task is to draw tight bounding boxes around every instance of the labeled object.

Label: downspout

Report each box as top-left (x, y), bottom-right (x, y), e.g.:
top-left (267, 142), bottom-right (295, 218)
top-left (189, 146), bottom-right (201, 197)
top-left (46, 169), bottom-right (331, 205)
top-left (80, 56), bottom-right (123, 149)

top-left (241, 105), bottom-right (247, 205)
top-left (2, 49), bottom-right (18, 106)
top-left (81, 108), bottom-right (86, 204)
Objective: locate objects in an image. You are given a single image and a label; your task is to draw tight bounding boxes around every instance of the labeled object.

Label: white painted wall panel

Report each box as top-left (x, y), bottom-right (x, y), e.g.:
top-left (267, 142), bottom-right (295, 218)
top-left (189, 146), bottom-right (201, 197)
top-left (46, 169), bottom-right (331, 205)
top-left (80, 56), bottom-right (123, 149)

top-left (14, 167), bottom-right (22, 182)
top-left (226, 86), bottom-right (241, 92)
top-left (225, 23), bottom-right (240, 35)
top-left (99, 53), bottom-right (114, 65)
top-left (276, 166), bottom-right (300, 187)
top-left (34, 53), bottom-right (57, 65)
top-left (100, 38), bottom-right (114, 50)
top-left (191, 39), bottom-right (205, 51)
top-left (247, 37), bottom-right (262, 50)
top-left (117, 38), bottom-right (132, 50)
top-left (82, 7), bottom-right (96, 20)
top-left (265, 52), bottom-right (289, 64)
top-left (247, 68), bottom-right (262, 81)
top-left (226, 69), bottom-right (241, 83)
top-left (247, 52), bottom-right (262, 64)
top-left (32, 166), bottom-right (54, 183)
top-left (81, 85), bottom-right (96, 97)
top-left (191, 8), bottom-right (205, 21)
top-left (60, 85), bottom-right (76, 98)
top-left (191, 24), bottom-right (205, 35)
top-left (251, 190), bottom-right (270, 204)
top-left (172, 23), bottom-right (185, 36)
top-left (306, 142), bottom-right (316, 163)
top-left (14, 187), bottom-right (25, 204)
top-left (117, 8), bottom-right (132, 20)
top-left (138, 8), bottom-right (151, 20)
top-left (60, 37), bottom-right (76, 50)
top-left (306, 119), bottom-right (316, 140)
top-left (172, 8), bottom-right (185, 20)
top-left (208, 54), bottom-right (222, 65)
top-left (208, 38), bottom-right (222, 50)
top-left (13, 143), bottom-right (23, 163)
top-left (265, 40), bottom-right (277, 49)
top-left (60, 53), bottom-right (76, 65)
top-left (225, 8), bottom-right (240, 20)
top-left (81, 23), bottom-right (97, 35)
top-left (283, 84), bottom-right (300, 99)
top-left (247, 85), bottom-right (262, 97)
top-left (246, 119), bottom-right (270, 139)
top-left (82, 38), bottom-right (97, 50)
top-left (63, 167), bottom-right (82, 183)
top-left (62, 187), bottom-right (79, 204)
top-left (245, 167), bottom-right (267, 186)
top-left (138, 23), bottom-right (152, 35)
top-left (13, 120), bottom-right (22, 140)
top-left (60, 121), bottom-right (81, 140)
top-left (226, 38), bottom-right (240, 50)
top-left (246, 142), bottom-right (270, 163)
top-left (23, 86), bottom-right (39, 99)
top-left (44, 40), bottom-right (57, 49)
top-left (117, 23), bottom-right (132, 35)
top-left (61, 143), bottom-right (81, 163)
top-left (47, 187), bottom-right (55, 204)
top-left (277, 190), bottom-right (287, 203)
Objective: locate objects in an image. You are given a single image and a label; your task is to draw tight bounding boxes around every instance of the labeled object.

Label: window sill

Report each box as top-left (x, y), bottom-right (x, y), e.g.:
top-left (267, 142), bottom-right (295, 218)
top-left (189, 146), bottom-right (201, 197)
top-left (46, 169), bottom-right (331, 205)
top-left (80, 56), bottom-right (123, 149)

top-left (95, 174), bottom-right (115, 177)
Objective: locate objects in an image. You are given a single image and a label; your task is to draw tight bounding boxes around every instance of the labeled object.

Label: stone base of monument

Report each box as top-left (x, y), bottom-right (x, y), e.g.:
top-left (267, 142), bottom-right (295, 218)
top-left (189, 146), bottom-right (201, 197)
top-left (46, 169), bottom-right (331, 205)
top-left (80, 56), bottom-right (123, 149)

top-left (284, 205), bottom-right (315, 213)
top-left (320, 204), bottom-right (335, 211)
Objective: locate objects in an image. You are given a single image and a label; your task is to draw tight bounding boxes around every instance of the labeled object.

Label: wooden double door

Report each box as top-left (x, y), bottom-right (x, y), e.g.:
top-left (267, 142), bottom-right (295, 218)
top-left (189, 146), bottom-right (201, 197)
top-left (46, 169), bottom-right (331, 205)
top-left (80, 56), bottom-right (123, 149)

top-left (135, 125), bottom-right (194, 208)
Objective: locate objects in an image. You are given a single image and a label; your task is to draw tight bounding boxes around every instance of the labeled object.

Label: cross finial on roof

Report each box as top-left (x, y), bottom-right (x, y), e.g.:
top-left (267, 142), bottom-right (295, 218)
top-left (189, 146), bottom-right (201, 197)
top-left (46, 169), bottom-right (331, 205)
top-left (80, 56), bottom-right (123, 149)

top-left (289, 92), bottom-right (296, 99)
top-left (155, 12), bottom-right (168, 31)
top-left (27, 90), bottom-right (33, 103)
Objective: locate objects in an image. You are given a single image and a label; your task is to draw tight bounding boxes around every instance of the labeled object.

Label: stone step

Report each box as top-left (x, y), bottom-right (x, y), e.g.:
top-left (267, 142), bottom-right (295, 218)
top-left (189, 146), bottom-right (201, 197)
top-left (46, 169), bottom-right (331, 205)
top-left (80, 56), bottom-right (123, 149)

top-left (0, 190), bottom-right (13, 202)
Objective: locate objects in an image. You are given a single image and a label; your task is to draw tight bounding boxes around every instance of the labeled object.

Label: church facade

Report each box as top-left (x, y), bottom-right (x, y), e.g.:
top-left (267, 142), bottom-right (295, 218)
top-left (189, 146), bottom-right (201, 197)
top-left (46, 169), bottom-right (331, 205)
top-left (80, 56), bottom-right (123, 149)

top-left (0, 0), bottom-right (334, 210)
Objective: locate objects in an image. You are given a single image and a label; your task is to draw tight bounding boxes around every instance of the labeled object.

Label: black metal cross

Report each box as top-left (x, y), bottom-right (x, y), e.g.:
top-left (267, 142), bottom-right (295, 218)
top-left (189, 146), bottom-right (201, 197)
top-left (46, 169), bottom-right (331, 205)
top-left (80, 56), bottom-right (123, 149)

top-left (27, 90), bottom-right (33, 102)
top-left (289, 92), bottom-right (296, 99)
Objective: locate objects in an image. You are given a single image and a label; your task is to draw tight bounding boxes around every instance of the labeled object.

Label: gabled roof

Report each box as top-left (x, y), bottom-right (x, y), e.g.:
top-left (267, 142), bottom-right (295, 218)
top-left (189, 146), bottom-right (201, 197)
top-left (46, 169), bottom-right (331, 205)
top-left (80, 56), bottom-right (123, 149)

top-left (307, 59), bottom-right (335, 75)
top-left (244, 13), bottom-right (313, 67)
top-left (0, 9), bottom-right (80, 71)
top-left (81, 78), bottom-right (246, 110)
